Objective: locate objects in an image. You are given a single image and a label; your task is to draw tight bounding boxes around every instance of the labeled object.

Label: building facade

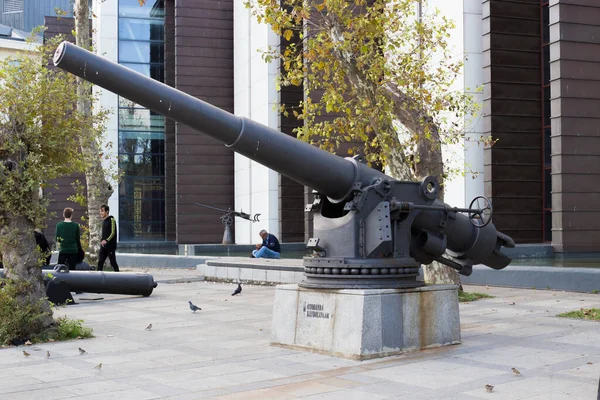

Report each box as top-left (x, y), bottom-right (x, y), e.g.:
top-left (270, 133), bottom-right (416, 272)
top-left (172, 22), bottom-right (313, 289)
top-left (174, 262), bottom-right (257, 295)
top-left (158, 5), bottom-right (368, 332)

top-left (0, 23), bottom-right (30, 58)
top-left (42, 0), bottom-right (600, 253)
top-left (0, 0), bottom-right (72, 32)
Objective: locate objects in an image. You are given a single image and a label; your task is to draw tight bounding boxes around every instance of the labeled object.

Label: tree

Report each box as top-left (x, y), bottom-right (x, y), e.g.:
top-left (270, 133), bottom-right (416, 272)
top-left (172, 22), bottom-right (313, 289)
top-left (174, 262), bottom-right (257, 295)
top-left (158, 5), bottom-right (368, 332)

top-left (0, 34), bottom-right (106, 337)
top-left (73, 0), bottom-right (115, 265)
top-left (53, 1), bottom-right (118, 265)
top-left (247, 0), bottom-right (480, 285)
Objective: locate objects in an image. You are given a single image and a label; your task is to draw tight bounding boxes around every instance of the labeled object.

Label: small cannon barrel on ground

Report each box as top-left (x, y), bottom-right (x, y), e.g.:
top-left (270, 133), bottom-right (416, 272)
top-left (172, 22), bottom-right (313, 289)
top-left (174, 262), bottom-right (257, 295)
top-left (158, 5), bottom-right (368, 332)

top-left (0, 265), bottom-right (157, 297)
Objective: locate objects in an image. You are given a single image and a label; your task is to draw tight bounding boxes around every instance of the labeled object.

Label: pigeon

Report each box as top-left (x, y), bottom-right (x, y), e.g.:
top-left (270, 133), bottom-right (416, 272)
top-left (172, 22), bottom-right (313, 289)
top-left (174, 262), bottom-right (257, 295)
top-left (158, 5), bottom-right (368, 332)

top-left (94, 363), bottom-right (102, 370)
top-left (46, 351), bottom-right (50, 358)
top-left (511, 367), bottom-right (522, 376)
top-left (22, 350), bottom-right (31, 357)
top-left (78, 347), bottom-right (87, 355)
top-left (232, 283), bottom-right (242, 296)
top-left (188, 301), bottom-right (201, 313)
top-left (145, 324), bottom-right (152, 331)
top-left (485, 384), bottom-right (494, 393)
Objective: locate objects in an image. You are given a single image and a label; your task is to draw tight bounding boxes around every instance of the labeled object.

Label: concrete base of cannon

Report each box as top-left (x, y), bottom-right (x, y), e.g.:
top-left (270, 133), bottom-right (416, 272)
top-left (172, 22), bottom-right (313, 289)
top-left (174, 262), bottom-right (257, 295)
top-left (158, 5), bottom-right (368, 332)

top-left (270, 284), bottom-right (461, 360)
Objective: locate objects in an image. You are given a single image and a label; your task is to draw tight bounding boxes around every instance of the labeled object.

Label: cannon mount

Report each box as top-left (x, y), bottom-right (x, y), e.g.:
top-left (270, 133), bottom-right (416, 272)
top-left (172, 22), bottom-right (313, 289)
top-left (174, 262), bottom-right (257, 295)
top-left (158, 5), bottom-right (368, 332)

top-left (53, 41), bottom-right (515, 290)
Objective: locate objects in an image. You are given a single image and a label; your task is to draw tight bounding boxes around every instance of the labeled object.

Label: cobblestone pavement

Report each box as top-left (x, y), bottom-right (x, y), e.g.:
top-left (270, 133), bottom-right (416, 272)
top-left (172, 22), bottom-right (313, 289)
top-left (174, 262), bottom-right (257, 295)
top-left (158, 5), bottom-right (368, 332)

top-left (1, 280), bottom-right (599, 399)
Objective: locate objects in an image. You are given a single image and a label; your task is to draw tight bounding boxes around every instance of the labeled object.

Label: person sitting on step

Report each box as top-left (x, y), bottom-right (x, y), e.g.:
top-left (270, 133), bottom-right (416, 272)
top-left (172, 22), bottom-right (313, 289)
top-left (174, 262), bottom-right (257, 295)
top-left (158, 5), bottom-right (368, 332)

top-left (252, 229), bottom-right (281, 259)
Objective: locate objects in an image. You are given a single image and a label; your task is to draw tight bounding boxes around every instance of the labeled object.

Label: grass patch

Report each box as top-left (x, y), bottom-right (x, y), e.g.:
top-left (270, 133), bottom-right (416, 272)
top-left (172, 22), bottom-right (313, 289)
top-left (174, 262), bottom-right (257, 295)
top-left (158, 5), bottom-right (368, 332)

top-left (0, 278), bottom-right (94, 346)
top-left (557, 308), bottom-right (600, 321)
top-left (47, 316), bottom-right (94, 341)
top-left (458, 290), bottom-right (494, 303)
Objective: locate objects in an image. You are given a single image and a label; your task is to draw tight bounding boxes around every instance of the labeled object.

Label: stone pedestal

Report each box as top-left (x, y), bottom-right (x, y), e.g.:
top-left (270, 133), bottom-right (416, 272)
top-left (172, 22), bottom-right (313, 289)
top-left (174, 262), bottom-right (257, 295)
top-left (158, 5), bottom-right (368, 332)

top-left (270, 284), bottom-right (460, 360)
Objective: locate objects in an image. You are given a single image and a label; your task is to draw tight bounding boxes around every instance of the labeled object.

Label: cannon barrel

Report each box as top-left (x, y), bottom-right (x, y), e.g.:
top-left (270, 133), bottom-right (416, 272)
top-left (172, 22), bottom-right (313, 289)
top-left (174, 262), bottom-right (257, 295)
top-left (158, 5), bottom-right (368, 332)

top-left (53, 41), bottom-right (386, 202)
top-left (0, 267), bottom-right (157, 297)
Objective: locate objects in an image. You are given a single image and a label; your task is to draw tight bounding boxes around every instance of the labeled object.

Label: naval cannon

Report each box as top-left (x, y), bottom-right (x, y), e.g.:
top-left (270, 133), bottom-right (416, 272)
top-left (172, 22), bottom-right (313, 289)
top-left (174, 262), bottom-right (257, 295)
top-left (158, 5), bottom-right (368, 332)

top-left (53, 42), bottom-right (514, 290)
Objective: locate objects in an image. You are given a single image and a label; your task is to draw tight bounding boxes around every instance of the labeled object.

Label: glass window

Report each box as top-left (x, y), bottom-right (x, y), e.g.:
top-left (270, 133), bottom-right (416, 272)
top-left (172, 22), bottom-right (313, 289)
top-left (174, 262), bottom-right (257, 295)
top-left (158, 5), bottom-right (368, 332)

top-left (542, 6), bottom-right (549, 44)
top-left (119, 154), bottom-right (165, 176)
top-left (118, 0), bottom-right (165, 19)
top-left (544, 127), bottom-right (551, 167)
top-left (120, 63), bottom-right (164, 83)
top-left (544, 168), bottom-right (552, 208)
top-left (120, 180), bottom-right (166, 201)
top-left (119, 41), bottom-right (164, 64)
top-left (119, 108), bottom-right (165, 132)
top-left (119, 18), bottom-right (164, 41)
top-left (544, 86), bottom-right (551, 127)
top-left (119, 221), bottom-right (166, 241)
top-left (118, 0), bottom-right (165, 241)
top-left (544, 210), bottom-right (552, 242)
top-left (543, 46), bottom-right (550, 86)
top-left (119, 137), bottom-right (165, 153)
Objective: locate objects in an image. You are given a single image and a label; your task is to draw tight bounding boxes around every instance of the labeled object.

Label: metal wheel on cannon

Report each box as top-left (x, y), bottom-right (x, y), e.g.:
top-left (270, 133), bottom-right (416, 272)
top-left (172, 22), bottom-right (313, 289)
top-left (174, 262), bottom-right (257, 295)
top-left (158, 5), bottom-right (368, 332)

top-left (53, 42), bottom-right (514, 360)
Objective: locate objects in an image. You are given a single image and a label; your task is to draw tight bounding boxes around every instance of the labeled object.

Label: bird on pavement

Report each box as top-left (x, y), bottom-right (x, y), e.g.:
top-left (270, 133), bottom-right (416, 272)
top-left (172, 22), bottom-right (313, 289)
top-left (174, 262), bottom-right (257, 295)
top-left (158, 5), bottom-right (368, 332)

top-left (94, 363), bottom-right (102, 370)
top-left (511, 367), bottom-right (522, 376)
top-left (188, 301), bottom-right (201, 313)
top-left (46, 351), bottom-right (50, 358)
top-left (145, 324), bottom-right (152, 331)
top-left (78, 347), bottom-right (87, 355)
top-left (485, 384), bottom-right (494, 393)
top-left (232, 283), bottom-right (242, 296)
top-left (22, 350), bottom-right (31, 357)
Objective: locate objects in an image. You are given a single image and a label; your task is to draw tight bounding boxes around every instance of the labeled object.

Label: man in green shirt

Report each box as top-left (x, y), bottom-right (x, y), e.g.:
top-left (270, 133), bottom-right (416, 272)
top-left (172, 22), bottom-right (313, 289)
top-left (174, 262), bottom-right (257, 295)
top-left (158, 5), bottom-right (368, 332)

top-left (55, 207), bottom-right (81, 270)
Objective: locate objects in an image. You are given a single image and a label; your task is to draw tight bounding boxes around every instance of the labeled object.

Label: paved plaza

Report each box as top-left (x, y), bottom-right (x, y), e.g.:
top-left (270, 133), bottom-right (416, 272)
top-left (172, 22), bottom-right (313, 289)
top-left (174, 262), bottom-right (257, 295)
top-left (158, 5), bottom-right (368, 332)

top-left (1, 270), bottom-right (599, 399)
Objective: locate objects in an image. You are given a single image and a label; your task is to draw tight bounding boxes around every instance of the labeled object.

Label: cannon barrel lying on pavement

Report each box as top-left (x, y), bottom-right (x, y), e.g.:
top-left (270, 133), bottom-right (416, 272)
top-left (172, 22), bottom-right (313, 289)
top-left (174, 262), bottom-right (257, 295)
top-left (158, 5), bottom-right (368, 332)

top-left (0, 265), bottom-right (157, 297)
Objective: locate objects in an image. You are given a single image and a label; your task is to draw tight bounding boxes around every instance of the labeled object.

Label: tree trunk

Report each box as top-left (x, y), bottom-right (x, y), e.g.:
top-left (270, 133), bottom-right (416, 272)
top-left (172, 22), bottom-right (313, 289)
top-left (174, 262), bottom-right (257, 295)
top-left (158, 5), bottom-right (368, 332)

top-left (381, 86), bottom-right (461, 287)
top-left (0, 213), bottom-right (54, 329)
top-left (326, 18), bottom-right (461, 287)
top-left (74, 0), bottom-right (114, 266)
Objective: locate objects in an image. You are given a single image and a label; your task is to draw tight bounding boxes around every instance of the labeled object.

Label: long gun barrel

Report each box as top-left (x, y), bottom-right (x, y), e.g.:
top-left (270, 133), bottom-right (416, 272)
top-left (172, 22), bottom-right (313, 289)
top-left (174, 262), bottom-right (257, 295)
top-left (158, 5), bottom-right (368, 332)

top-left (53, 42), bottom-right (384, 203)
top-left (53, 42), bottom-right (514, 289)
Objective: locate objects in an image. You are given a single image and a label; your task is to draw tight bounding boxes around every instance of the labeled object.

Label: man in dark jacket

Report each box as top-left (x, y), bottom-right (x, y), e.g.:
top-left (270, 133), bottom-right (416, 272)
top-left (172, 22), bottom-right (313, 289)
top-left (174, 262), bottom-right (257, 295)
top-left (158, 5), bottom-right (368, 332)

top-left (97, 204), bottom-right (119, 272)
top-left (34, 230), bottom-right (52, 266)
top-left (252, 229), bottom-right (281, 259)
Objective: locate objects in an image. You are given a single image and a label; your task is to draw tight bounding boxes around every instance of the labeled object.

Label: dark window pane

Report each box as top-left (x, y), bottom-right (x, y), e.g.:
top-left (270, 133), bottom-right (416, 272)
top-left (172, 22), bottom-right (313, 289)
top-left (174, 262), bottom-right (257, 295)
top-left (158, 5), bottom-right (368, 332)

top-left (119, 136), bottom-right (164, 154)
top-left (544, 127), bottom-right (551, 167)
top-left (119, 108), bottom-right (165, 132)
top-left (544, 93), bottom-right (551, 127)
top-left (120, 177), bottom-right (165, 199)
top-left (119, 18), bottom-right (164, 41)
top-left (119, 185), bottom-right (165, 241)
top-left (119, 154), bottom-right (165, 176)
top-left (543, 47), bottom-right (550, 86)
top-left (120, 198), bottom-right (166, 218)
top-left (119, 41), bottom-right (164, 64)
top-left (120, 63), bottom-right (164, 84)
top-left (119, 0), bottom-right (164, 18)
top-left (544, 210), bottom-right (552, 242)
top-left (544, 168), bottom-right (552, 208)
top-left (542, 6), bottom-right (549, 44)
top-left (119, 221), bottom-right (166, 241)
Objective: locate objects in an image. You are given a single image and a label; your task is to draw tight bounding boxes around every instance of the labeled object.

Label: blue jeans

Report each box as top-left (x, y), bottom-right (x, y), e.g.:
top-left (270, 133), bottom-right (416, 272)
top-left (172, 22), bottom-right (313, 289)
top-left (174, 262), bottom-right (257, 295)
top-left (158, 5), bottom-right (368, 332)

top-left (252, 247), bottom-right (280, 259)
